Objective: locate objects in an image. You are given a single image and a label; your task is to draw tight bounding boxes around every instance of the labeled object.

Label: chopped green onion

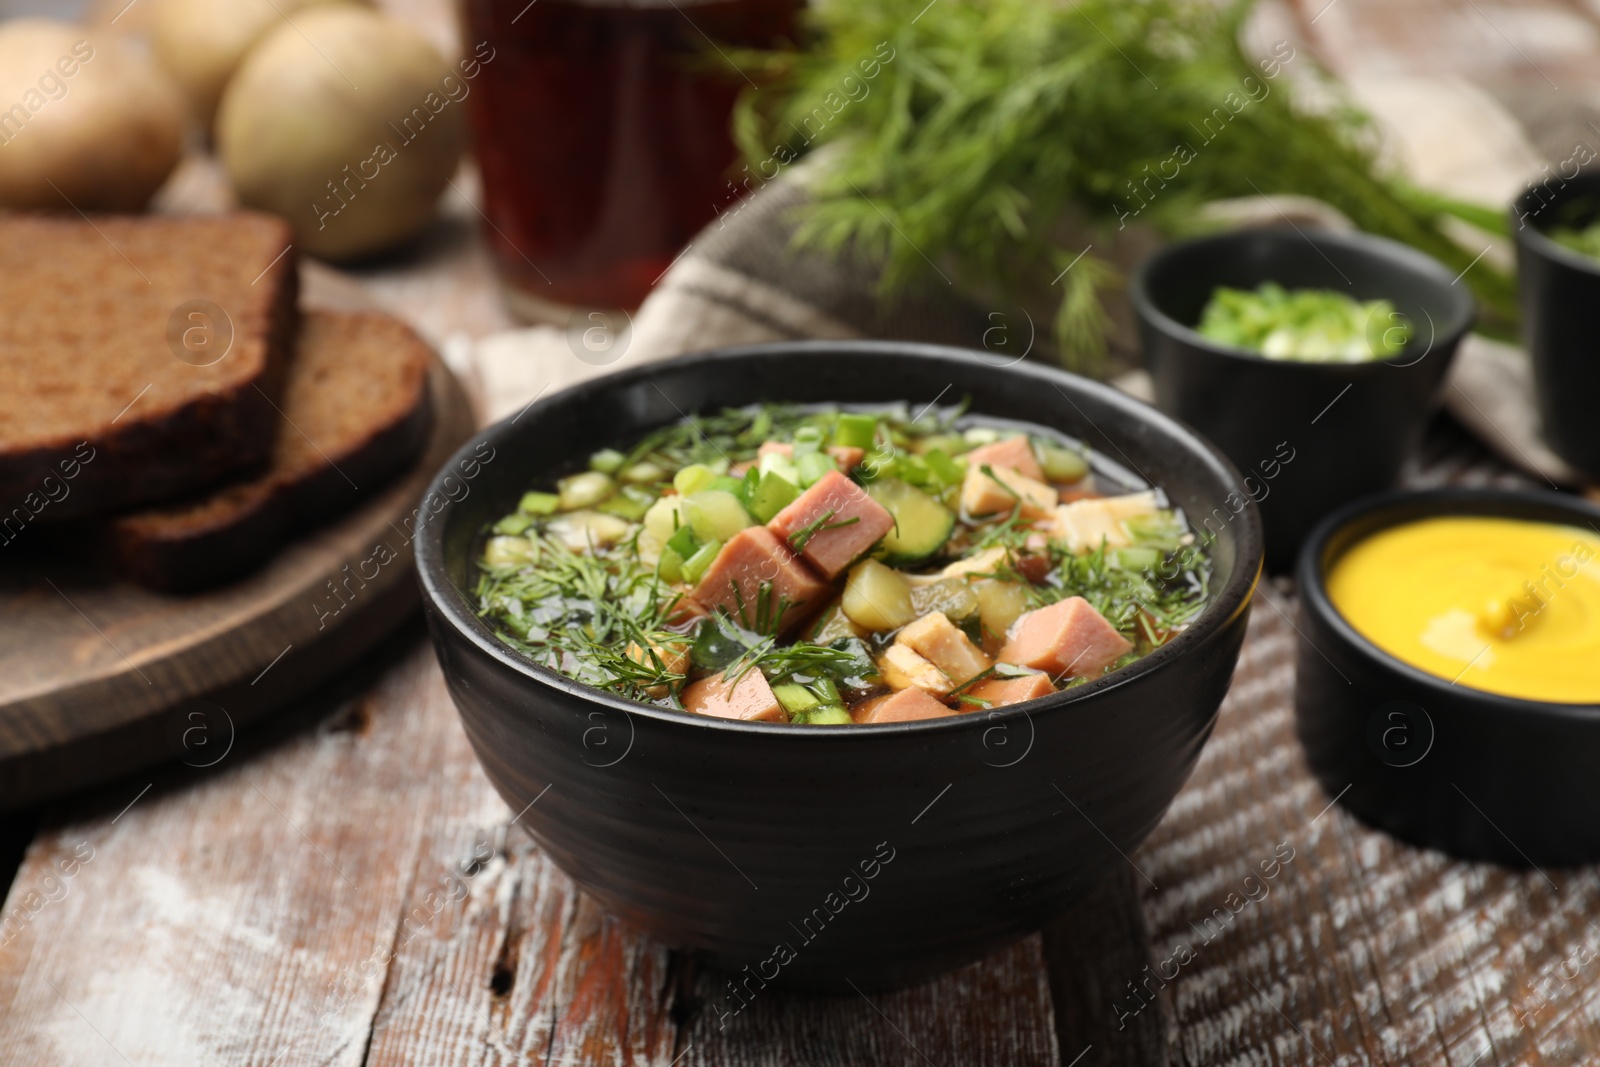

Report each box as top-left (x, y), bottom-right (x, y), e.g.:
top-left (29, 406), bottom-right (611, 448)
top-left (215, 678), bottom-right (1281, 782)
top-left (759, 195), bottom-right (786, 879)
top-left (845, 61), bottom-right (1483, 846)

top-left (519, 491), bottom-right (560, 516)
top-left (665, 522), bottom-right (699, 560)
top-left (923, 448), bottom-right (965, 487)
top-left (748, 470), bottom-right (799, 523)
top-left (1110, 546), bottom-right (1161, 572)
top-left (493, 512), bottom-right (534, 535)
top-left (597, 486), bottom-right (654, 521)
top-left (807, 676), bottom-right (842, 705)
top-left (793, 426), bottom-right (826, 454)
top-left (620, 462), bottom-right (667, 484)
top-left (795, 450), bottom-right (837, 487)
top-left (1197, 282), bottom-right (1410, 362)
top-left (834, 413), bottom-right (879, 449)
top-left (673, 464), bottom-right (718, 496)
top-left (915, 433), bottom-right (972, 457)
top-left (680, 539), bottom-right (722, 584)
top-left (589, 448), bottom-right (626, 473)
top-left (1039, 445), bottom-right (1088, 483)
top-left (1548, 221), bottom-right (1600, 259)
top-left (1125, 512), bottom-right (1188, 550)
top-left (772, 683), bottom-right (820, 714)
top-left (657, 546), bottom-right (685, 584)
top-left (758, 450), bottom-right (801, 486)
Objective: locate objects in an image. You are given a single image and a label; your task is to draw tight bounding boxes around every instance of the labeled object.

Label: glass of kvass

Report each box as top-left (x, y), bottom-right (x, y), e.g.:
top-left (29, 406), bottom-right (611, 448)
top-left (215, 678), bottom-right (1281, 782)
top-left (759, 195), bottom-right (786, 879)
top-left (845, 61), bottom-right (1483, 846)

top-left (458, 0), bottom-right (802, 320)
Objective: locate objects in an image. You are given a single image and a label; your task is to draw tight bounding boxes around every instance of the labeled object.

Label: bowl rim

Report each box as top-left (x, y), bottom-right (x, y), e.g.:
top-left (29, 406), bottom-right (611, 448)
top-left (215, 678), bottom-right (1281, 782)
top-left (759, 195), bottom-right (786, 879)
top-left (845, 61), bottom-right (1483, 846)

top-left (1297, 486), bottom-right (1600, 716)
top-left (1511, 176), bottom-right (1600, 278)
top-left (1129, 227), bottom-right (1477, 371)
top-left (415, 339), bottom-right (1264, 736)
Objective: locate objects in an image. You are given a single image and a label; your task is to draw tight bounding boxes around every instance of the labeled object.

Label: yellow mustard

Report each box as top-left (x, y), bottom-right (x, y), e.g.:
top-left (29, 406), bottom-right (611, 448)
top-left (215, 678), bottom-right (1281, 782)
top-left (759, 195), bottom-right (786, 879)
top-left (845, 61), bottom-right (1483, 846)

top-left (1327, 516), bottom-right (1600, 703)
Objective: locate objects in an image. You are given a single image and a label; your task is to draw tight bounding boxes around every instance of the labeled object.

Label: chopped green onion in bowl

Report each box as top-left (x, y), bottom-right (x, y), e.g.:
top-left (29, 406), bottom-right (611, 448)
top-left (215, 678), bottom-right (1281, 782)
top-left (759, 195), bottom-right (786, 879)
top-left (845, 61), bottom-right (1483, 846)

top-left (1546, 221), bottom-right (1600, 260)
top-left (1196, 282), bottom-right (1411, 363)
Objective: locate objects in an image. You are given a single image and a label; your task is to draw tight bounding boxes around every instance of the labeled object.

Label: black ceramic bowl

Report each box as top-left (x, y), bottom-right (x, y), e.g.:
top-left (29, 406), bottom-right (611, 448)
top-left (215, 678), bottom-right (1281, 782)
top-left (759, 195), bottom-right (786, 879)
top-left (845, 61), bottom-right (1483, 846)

top-left (415, 341), bottom-right (1263, 989)
top-left (1296, 488), bottom-right (1600, 867)
top-left (1513, 172), bottom-right (1600, 480)
top-left (1133, 229), bottom-right (1475, 573)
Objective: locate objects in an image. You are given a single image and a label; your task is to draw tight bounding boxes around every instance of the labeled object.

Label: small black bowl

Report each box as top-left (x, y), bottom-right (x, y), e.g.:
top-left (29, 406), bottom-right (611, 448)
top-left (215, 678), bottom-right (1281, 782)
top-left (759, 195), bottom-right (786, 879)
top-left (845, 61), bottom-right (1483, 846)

top-left (415, 340), bottom-right (1263, 989)
top-left (1513, 171), bottom-right (1600, 480)
top-left (1295, 488), bottom-right (1600, 867)
top-left (1133, 229), bottom-right (1475, 573)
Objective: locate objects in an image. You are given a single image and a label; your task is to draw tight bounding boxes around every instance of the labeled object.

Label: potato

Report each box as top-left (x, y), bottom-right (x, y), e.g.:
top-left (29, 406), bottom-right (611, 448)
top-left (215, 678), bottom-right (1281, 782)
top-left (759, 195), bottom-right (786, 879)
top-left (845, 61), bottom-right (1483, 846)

top-left (217, 8), bottom-right (466, 260)
top-left (150, 0), bottom-right (366, 132)
top-left (0, 21), bottom-right (184, 211)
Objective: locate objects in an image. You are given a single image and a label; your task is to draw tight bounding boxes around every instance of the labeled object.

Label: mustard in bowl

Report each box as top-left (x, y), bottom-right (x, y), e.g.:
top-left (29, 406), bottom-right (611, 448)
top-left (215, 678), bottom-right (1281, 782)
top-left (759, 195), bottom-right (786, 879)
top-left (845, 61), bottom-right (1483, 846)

top-left (1296, 490), bottom-right (1600, 866)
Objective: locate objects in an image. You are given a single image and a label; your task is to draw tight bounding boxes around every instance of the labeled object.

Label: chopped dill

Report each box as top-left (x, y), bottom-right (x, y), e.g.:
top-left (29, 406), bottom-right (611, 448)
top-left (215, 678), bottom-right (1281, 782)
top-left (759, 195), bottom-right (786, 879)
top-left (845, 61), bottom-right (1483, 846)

top-left (787, 509), bottom-right (860, 552)
top-left (476, 531), bottom-right (690, 702)
top-left (1032, 540), bottom-right (1211, 652)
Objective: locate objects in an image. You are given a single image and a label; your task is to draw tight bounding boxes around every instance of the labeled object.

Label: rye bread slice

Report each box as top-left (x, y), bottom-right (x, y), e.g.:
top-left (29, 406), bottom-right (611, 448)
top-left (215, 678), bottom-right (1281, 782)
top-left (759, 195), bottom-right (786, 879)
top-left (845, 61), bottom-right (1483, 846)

top-left (0, 212), bottom-right (297, 522)
top-left (106, 310), bottom-right (434, 593)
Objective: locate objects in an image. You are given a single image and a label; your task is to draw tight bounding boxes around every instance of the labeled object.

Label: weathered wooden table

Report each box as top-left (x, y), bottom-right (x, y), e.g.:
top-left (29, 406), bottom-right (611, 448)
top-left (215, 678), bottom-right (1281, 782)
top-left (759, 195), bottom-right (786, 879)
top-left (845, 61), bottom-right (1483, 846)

top-left (7, 1), bottom-right (1600, 1063)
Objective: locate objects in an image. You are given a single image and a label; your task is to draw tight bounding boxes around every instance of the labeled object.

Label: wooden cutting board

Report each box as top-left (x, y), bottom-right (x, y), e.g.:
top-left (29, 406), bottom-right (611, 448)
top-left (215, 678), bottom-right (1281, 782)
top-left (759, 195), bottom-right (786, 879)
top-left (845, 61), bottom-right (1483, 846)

top-left (0, 266), bottom-right (476, 811)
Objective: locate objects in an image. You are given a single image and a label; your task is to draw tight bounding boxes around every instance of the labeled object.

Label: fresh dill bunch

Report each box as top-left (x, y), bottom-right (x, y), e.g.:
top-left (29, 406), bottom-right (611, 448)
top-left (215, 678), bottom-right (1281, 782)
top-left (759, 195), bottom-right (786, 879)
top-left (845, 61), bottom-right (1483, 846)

top-left (733, 0), bottom-right (1517, 374)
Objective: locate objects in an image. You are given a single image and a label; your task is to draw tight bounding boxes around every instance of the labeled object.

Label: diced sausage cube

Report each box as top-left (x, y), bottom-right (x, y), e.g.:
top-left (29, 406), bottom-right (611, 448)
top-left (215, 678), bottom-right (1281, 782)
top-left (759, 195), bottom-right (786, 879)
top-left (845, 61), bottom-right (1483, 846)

top-left (828, 446), bottom-right (866, 472)
top-left (693, 526), bottom-right (828, 635)
top-left (767, 469), bottom-right (895, 579)
top-left (897, 611), bottom-right (991, 686)
top-left (878, 643), bottom-right (953, 695)
top-left (757, 440), bottom-right (866, 471)
top-left (961, 463), bottom-right (1058, 520)
top-left (860, 687), bottom-right (957, 723)
top-left (850, 694), bottom-right (888, 723)
top-left (965, 672), bottom-right (1055, 709)
top-left (682, 669), bottom-right (784, 722)
top-left (963, 435), bottom-right (1044, 482)
top-left (998, 596), bottom-right (1132, 678)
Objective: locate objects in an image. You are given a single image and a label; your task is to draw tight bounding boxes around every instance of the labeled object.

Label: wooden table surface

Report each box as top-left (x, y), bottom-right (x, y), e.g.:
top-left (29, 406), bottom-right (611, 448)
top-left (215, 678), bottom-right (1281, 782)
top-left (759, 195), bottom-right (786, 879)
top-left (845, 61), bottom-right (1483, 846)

top-left (7, 1), bottom-right (1600, 1064)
